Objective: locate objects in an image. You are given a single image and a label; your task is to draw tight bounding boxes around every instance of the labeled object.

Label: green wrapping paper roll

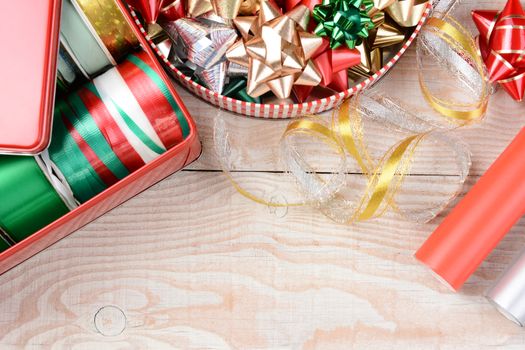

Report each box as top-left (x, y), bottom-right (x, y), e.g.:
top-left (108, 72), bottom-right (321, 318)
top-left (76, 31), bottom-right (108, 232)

top-left (0, 156), bottom-right (70, 243)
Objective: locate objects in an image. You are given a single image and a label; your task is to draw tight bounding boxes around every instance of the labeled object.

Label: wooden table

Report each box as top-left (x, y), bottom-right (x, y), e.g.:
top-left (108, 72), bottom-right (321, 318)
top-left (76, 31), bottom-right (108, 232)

top-left (2, 1), bottom-right (525, 348)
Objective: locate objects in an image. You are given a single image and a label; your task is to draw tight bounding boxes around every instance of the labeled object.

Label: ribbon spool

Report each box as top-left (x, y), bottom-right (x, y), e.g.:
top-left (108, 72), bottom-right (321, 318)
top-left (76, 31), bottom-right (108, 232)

top-left (72, 0), bottom-right (139, 62)
top-left (49, 51), bottom-right (190, 203)
top-left (57, 42), bottom-right (88, 93)
top-left (60, 0), bottom-right (139, 84)
top-left (0, 156), bottom-right (72, 246)
top-left (60, 0), bottom-right (115, 79)
top-left (0, 235), bottom-right (10, 252)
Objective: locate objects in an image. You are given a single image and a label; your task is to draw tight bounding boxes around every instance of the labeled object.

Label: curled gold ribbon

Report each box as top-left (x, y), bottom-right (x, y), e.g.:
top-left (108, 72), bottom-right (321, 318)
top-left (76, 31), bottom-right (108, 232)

top-left (215, 93), bottom-right (471, 224)
top-left (417, 15), bottom-right (490, 123)
top-left (281, 97), bottom-right (428, 223)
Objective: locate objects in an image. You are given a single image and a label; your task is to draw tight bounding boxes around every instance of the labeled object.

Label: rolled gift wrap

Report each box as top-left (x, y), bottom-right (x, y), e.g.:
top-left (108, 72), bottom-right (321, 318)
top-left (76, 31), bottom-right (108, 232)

top-left (416, 127), bottom-right (525, 291)
top-left (487, 249), bottom-right (525, 326)
top-left (49, 51), bottom-right (190, 203)
top-left (72, 0), bottom-right (139, 62)
top-left (61, 0), bottom-right (114, 77)
top-left (0, 156), bottom-right (70, 243)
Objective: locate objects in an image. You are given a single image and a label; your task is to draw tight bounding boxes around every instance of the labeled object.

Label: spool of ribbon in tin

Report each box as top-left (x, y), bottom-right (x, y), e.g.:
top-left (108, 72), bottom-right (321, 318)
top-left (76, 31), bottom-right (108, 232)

top-left (72, 0), bottom-right (139, 61)
top-left (0, 154), bottom-right (77, 249)
top-left (1, 51), bottom-right (188, 252)
top-left (59, 0), bottom-right (139, 89)
top-left (49, 50), bottom-right (190, 203)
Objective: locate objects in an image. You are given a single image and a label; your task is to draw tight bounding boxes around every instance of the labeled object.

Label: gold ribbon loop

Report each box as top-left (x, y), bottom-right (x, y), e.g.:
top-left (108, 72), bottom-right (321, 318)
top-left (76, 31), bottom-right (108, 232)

top-left (417, 16), bottom-right (490, 123)
top-left (215, 92), bottom-right (471, 224)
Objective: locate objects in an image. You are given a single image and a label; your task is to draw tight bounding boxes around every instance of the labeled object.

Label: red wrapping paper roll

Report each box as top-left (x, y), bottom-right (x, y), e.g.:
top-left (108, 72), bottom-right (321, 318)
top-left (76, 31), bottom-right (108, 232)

top-left (416, 127), bottom-right (525, 291)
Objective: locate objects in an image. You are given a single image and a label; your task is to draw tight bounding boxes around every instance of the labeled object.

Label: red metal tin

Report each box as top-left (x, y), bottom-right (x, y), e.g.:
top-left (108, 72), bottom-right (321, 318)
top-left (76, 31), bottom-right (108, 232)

top-left (0, 1), bottom-right (201, 274)
top-left (0, 1), bottom-right (62, 154)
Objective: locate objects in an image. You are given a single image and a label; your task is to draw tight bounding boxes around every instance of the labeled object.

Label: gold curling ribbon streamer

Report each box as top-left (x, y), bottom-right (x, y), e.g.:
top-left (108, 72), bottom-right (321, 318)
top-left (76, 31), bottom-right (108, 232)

top-left (417, 16), bottom-right (490, 123)
top-left (214, 115), bottom-right (305, 208)
top-left (215, 96), bottom-right (444, 224)
top-left (282, 97), bottom-right (428, 223)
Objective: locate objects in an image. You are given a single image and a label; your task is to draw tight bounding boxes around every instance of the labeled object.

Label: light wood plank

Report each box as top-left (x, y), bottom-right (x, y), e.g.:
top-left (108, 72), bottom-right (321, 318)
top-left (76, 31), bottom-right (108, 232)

top-left (1, 172), bottom-right (525, 349)
top-left (2, 0), bottom-right (525, 348)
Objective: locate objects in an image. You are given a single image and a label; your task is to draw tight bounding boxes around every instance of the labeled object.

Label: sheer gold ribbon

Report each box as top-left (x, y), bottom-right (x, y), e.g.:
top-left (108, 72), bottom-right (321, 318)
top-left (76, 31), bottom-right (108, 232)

top-left (214, 94), bottom-right (470, 224)
top-left (417, 16), bottom-right (490, 123)
top-left (281, 97), bottom-right (429, 223)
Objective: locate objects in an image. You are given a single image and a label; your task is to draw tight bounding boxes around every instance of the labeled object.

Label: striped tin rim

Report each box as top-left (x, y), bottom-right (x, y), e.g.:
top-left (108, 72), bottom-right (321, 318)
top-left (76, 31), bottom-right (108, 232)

top-left (131, 4), bottom-right (432, 119)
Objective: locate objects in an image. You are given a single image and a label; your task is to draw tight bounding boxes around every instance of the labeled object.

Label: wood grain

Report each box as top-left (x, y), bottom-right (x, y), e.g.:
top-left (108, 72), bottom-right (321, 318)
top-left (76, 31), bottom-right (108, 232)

top-left (2, 0), bottom-right (525, 348)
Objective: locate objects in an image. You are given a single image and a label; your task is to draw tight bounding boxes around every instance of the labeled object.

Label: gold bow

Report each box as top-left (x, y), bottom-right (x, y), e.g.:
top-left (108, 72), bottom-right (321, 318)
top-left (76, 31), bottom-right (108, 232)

top-left (370, 0), bottom-right (429, 27)
top-left (226, 0), bottom-right (324, 99)
top-left (348, 13), bottom-right (406, 80)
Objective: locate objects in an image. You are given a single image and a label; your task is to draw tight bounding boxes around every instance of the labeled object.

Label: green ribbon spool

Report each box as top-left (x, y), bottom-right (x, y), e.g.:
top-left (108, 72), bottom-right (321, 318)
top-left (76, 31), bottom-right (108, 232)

top-left (0, 156), bottom-right (70, 243)
top-left (313, 0), bottom-right (375, 49)
top-left (0, 235), bottom-right (10, 252)
top-left (50, 98), bottom-right (119, 203)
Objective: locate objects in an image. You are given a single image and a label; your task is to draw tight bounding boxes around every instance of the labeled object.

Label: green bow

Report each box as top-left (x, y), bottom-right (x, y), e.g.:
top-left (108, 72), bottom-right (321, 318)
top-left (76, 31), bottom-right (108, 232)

top-left (313, 0), bottom-right (375, 49)
top-left (222, 78), bottom-right (262, 104)
top-left (192, 75), bottom-right (261, 103)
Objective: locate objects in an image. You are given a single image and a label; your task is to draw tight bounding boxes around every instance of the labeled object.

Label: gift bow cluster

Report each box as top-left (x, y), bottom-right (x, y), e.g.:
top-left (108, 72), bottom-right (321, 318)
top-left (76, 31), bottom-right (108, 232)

top-left (127, 0), bottom-right (429, 101)
top-left (127, 0), bottom-right (261, 23)
top-left (473, 0), bottom-right (525, 101)
top-left (226, 1), bottom-right (325, 99)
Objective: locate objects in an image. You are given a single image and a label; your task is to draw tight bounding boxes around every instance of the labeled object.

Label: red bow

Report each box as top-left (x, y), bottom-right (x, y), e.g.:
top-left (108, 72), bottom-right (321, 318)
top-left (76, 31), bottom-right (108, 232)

top-left (159, 0), bottom-right (185, 22)
top-left (283, 0), bottom-right (322, 11)
top-left (472, 0), bottom-right (525, 101)
top-left (126, 0), bottom-right (166, 23)
top-left (293, 39), bottom-right (361, 102)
